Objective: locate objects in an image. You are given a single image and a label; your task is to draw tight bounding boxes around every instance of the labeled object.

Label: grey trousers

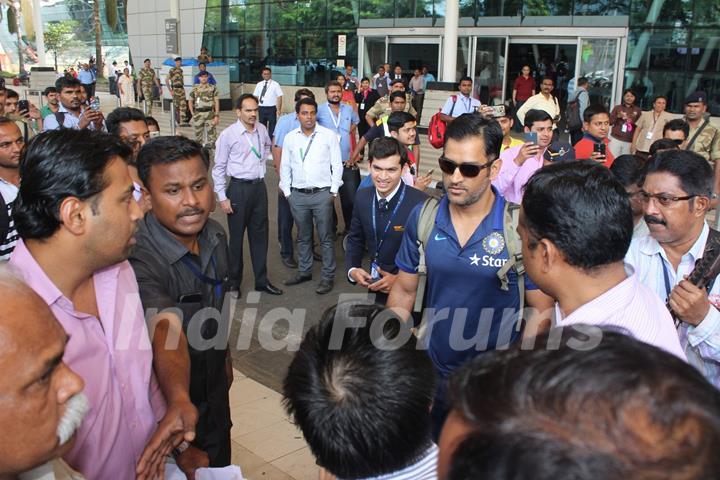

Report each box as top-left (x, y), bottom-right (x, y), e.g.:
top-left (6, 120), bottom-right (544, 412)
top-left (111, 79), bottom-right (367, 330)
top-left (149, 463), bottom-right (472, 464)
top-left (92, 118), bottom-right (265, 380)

top-left (288, 189), bottom-right (336, 281)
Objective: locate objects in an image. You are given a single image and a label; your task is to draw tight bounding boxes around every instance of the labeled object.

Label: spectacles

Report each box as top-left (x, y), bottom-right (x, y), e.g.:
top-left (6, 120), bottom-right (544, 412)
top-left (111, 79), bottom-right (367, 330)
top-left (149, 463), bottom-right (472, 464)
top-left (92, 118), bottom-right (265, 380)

top-left (639, 191), bottom-right (697, 207)
top-left (670, 138), bottom-right (684, 146)
top-left (438, 156), bottom-right (495, 178)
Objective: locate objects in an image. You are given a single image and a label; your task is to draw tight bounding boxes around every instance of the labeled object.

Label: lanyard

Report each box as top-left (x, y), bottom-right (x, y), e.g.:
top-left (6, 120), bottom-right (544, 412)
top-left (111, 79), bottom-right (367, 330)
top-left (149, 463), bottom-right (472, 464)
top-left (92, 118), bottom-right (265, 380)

top-left (300, 132), bottom-right (317, 163)
top-left (180, 254), bottom-right (223, 300)
top-left (660, 254), bottom-right (673, 300)
top-left (371, 186), bottom-right (406, 259)
top-left (463, 96), bottom-right (472, 113)
top-left (244, 129), bottom-right (261, 159)
top-left (326, 104), bottom-right (341, 131)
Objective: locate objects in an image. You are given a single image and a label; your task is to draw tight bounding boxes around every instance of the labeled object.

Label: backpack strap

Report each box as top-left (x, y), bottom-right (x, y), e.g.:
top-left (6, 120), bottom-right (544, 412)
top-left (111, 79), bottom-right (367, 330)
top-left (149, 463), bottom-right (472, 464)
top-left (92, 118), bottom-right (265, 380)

top-left (496, 202), bottom-right (526, 331)
top-left (449, 95), bottom-right (457, 117)
top-left (414, 197), bottom-right (440, 314)
top-left (53, 111), bottom-right (65, 128)
top-left (686, 118), bottom-right (711, 151)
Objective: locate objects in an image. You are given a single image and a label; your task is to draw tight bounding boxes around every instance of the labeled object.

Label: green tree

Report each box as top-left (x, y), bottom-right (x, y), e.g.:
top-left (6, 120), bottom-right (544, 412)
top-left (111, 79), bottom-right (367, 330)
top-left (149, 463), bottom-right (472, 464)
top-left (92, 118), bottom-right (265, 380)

top-left (45, 20), bottom-right (82, 70)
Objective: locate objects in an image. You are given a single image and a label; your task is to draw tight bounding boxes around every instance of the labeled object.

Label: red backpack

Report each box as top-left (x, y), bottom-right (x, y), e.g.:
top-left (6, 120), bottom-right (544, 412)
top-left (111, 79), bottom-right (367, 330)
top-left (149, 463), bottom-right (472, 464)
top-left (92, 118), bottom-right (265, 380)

top-left (428, 95), bottom-right (457, 149)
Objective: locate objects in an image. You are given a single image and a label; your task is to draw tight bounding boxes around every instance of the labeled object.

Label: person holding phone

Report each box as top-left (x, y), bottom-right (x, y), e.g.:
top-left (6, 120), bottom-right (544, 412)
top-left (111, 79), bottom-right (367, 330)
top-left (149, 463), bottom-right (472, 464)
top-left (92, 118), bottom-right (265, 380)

top-left (573, 104), bottom-right (615, 168)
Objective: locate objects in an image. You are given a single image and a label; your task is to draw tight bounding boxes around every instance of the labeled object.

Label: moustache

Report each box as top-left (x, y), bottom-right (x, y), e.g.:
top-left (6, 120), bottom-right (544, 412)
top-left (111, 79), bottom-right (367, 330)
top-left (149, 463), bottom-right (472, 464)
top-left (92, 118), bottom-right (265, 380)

top-left (178, 208), bottom-right (204, 219)
top-left (57, 393), bottom-right (89, 446)
top-left (644, 215), bottom-right (666, 226)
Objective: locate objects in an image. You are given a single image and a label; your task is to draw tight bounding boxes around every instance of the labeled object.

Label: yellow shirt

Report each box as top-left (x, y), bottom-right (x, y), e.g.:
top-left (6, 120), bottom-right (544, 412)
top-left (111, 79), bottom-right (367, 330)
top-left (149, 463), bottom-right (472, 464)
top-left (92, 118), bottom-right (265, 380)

top-left (502, 136), bottom-right (524, 152)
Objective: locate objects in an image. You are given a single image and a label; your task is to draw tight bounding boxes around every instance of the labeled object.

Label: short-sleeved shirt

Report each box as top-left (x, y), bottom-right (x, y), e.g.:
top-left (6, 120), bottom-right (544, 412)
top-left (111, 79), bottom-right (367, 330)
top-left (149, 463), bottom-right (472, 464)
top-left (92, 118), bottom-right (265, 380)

top-left (253, 79), bottom-right (283, 107)
top-left (316, 102), bottom-right (359, 161)
top-left (441, 94), bottom-right (480, 117)
top-left (513, 75), bottom-right (535, 101)
top-left (366, 94), bottom-right (417, 122)
top-left (273, 113), bottom-right (300, 147)
top-left (687, 119), bottom-right (720, 166)
top-left (395, 191), bottom-right (538, 377)
top-left (633, 110), bottom-right (672, 153)
top-left (129, 213), bottom-right (231, 463)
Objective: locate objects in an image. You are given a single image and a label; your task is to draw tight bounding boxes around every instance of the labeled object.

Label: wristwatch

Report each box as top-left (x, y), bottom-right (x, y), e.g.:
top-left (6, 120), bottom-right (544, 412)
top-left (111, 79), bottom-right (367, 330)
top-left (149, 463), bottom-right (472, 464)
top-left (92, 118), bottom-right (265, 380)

top-left (172, 441), bottom-right (190, 458)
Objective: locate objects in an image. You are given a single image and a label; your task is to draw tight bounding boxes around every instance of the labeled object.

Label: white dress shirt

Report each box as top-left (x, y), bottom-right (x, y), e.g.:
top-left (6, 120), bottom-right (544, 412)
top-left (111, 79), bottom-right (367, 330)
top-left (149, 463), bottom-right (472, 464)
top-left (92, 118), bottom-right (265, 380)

top-left (253, 79), bottom-right (283, 107)
top-left (625, 222), bottom-right (720, 388)
top-left (279, 124), bottom-right (343, 197)
top-left (516, 92), bottom-right (561, 128)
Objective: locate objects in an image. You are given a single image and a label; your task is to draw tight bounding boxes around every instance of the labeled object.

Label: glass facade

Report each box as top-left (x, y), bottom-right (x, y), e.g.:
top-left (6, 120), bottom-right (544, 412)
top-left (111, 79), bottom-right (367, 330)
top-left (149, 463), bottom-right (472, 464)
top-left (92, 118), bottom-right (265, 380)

top-left (204, 0), bottom-right (719, 114)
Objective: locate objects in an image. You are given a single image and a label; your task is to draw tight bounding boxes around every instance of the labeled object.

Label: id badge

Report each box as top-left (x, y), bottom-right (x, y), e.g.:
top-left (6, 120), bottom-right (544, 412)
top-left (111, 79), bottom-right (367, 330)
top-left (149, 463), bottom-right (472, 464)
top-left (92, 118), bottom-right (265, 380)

top-left (371, 261), bottom-right (381, 282)
top-left (360, 102), bottom-right (365, 110)
top-left (621, 123), bottom-right (628, 133)
top-left (645, 131), bottom-right (654, 140)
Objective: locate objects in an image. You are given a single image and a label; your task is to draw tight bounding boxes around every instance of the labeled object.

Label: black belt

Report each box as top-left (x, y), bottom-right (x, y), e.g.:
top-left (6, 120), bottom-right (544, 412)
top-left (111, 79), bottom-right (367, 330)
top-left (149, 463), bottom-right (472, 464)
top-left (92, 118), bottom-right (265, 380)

top-left (196, 107), bottom-right (213, 112)
top-left (231, 177), bottom-right (264, 184)
top-left (259, 105), bottom-right (276, 109)
top-left (291, 186), bottom-right (329, 194)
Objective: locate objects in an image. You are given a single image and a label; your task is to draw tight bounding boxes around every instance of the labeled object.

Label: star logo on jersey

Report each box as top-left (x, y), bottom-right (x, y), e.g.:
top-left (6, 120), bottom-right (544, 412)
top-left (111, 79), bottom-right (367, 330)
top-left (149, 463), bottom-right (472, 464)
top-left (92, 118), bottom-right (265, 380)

top-left (469, 254), bottom-right (481, 266)
top-left (482, 232), bottom-right (505, 255)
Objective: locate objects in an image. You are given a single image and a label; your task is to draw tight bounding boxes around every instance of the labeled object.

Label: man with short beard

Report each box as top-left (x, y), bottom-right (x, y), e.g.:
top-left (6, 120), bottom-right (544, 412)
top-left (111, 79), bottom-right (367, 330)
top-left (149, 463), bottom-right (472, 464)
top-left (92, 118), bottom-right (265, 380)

top-left (0, 268), bottom-right (88, 480)
top-left (131, 136), bottom-right (233, 478)
top-left (40, 87), bottom-right (60, 119)
top-left (0, 118), bottom-right (23, 260)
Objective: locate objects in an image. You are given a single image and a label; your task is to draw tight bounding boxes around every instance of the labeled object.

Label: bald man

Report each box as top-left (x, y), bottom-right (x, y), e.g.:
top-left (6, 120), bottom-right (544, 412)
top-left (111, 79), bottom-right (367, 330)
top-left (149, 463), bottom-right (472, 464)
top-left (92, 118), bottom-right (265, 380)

top-left (0, 267), bottom-right (88, 479)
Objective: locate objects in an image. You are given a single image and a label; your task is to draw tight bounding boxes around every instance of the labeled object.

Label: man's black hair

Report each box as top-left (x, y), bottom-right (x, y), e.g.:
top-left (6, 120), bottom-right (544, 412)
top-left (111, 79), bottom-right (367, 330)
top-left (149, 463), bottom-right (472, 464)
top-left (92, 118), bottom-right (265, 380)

top-left (295, 97), bottom-right (317, 114)
top-left (235, 93), bottom-right (258, 110)
top-left (445, 113), bottom-right (503, 162)
top-left (501, 104), bottom-right (515, 120)
top-left (261, 66), bottom-right (271, 73)
top-left (649, 138), bottom-right (679, 158)
top-left (647, 149), bottom-right (713, 197)
top-left (5, 89), bottom-right (18, 100)
top-left (541, 76), bottom-right (554, 84)
top-left (577, 76), bottom-right (589, 87)
top-left (459, 76), bottom-right (473, 84)
top-left (524, 109), bottom-right (553, 129)
top-left (106, 107), bottom-right (147, 136)
top-left (663, 118), bottom-right (690, 139)
top-left (43, 86), bottom-right (57, 96)
top-left (361, 77), bottom-right (370, 83)
top-left (609, 154), bottom-right (646, 188)
top-left (293, 88), bottom-right (315, 102)
top-left (389, 91), bottom-right (406, 103)
top-left (143, 58), bottom-right (150, 63)
top-left (582, 104), bottom-right (609, 123)
top-left (145, 116), bottom-right (159, 130)
top-left (387, 111), bottom-right (415, 133)
top-left (522, 160), bottom-right (632, 271)
top-left (56, 76), bottom-right (81, 91)
top-left (136, 136), bottom-right (208, 190)
top-left (283, 304), bottom-right (435, 479)
top-left (325, 80), bottom-right (342, 93)
top-left (368, 136), bottom-right (408, 166)
top-left (13, 130), bottom-right (133, 240)
top-left (447, 327), bottom-right (720, 480)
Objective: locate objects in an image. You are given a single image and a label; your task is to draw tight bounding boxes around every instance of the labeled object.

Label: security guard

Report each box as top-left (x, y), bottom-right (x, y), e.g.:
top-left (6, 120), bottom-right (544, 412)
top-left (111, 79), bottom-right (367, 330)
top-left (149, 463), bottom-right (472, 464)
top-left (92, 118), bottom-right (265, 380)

top-left (365, 79), bottom-right (416, 127)
top-left (136, 58), bottom-right (161, 115)
top-left (166, 56), bottom-right (189, 126)
top-left (189, 71), bottom-right (220, 147)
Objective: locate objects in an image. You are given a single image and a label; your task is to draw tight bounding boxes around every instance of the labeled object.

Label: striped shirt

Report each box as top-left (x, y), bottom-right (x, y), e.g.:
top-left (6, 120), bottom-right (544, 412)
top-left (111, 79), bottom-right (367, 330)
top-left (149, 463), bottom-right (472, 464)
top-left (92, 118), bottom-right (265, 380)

top-left (0, 179), bottom-right (18, 261)
top-left (554, 269), bottom-right (687, 361)
top-left (626, 222), bottom-right (720, 388)
top-left (342, 444), bottom-right (438, 480)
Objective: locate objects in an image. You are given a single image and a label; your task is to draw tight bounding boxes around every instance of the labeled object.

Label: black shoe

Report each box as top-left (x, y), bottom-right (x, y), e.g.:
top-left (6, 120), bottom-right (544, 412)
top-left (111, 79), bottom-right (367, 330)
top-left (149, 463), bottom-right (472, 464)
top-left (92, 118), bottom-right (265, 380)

top-left (281, 257), bottom-right (298, 269)
top-left (315, 279), bottom-right (334, 294)
top-left (284, 274), bottom-right (312, 286)
top-left (256, 283), bottom-right (283, 295)
top-left (313, 251), bottom-right (322, 261)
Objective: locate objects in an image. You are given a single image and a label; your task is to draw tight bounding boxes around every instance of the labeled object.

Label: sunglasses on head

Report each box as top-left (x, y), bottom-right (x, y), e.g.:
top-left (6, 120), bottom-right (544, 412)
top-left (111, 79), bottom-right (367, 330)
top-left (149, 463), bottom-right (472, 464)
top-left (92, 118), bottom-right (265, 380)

top-left (438, 156), bottom-right (495, 178)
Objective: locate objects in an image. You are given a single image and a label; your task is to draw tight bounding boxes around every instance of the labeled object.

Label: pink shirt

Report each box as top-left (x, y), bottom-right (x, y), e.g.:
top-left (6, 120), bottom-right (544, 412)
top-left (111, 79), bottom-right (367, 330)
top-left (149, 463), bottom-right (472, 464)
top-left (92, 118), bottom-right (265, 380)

top-left (493, 144), bottom-right (545, 204)
top-left (10, 240), bottom-right (166, 480)
top-left (554, 270), bottom-right (687, 360)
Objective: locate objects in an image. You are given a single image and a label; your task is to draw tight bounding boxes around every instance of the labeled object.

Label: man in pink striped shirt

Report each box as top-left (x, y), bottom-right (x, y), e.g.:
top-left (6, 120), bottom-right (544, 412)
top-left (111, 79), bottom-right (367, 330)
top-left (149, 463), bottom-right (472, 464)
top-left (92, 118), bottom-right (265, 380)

top-left (517, 160), bottom-right (685, 359)
top-left (10, 129), bottom-right (198, 479)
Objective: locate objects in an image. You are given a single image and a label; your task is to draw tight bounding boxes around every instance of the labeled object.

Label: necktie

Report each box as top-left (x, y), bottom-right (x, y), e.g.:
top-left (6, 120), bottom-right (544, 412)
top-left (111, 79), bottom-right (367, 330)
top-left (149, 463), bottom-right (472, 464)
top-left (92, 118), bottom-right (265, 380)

top-left (378, 198), bottom-right (389, 212)
top-left (260, 81), bottom-right (268, 104)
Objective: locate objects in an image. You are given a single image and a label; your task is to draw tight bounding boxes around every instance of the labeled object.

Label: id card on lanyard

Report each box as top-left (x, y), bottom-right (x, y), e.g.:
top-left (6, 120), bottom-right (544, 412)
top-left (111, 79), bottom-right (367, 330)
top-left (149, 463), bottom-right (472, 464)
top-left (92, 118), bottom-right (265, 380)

top-left (327, 104), bottom-right (343, 144)
top-left (371, 187), bottom-right (406, 279)
top-left (245, 130), bottom-right (262, 160)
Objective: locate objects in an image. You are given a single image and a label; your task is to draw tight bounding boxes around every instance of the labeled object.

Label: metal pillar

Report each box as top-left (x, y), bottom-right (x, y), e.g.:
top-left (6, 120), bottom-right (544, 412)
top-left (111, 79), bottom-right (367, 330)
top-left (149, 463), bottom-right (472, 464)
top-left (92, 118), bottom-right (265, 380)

top-left (169, 101), bottom-right (177, 136)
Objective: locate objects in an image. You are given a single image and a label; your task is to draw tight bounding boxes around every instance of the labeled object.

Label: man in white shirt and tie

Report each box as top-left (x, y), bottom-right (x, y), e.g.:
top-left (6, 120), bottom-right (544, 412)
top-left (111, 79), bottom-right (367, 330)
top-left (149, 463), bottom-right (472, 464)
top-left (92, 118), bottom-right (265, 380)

top-left (279, 98), bottom-right (343, 294)
top-left (439, 76), bottom-right (481, 124)
top-left (253, 67), bottom-right (283, 136)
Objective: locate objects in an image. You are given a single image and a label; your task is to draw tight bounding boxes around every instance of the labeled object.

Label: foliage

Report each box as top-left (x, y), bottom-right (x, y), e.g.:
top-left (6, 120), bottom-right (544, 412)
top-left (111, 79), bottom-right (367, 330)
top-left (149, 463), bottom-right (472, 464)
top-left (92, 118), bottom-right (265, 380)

top-left (44, 20), bottom-right (83, 69)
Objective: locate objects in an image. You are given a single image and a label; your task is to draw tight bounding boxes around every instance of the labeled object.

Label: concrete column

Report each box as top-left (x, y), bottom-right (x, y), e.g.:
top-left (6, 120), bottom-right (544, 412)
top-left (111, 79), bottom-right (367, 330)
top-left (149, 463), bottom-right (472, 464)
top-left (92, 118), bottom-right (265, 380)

top-left (441, 0), bottom-right (459, 82)
top-left (170, 0), bottom-right (180, 54)
top-left (32, 0), bottom-right (45, 66)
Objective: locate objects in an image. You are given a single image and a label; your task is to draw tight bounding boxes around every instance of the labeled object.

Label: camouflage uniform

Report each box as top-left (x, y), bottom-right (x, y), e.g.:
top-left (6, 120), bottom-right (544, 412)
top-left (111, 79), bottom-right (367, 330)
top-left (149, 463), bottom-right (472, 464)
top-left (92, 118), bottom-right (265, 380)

top-left (197, 54), bottom-right (211, 64)
top-left (168, 66), bottom-right (188, 124)
top-left (189, 82), bottom-right (219, 146)
top-left (366, 92), bottom-right (416, 124)
top-left (138, 66), bottom-right (157, 114)
top-left (686, 117), bottom-right (720, 168)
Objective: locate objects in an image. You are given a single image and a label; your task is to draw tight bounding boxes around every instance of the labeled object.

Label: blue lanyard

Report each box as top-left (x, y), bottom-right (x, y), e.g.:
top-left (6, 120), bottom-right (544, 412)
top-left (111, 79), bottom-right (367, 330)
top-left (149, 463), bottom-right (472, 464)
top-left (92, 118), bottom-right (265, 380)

top-left (659, 254), bottom-right (673, 300)
top-left (180, 254), bottom-right (223, 299)
top-left (371, 186), bottom-right (406, 259)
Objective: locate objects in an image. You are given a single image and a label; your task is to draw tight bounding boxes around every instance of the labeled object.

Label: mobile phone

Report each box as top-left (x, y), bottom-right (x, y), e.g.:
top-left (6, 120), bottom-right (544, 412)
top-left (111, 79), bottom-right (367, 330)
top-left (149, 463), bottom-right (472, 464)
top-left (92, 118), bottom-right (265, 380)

top-left (594, 142), bottom-right (606, 155)
top-left (491, 105), bottom-right (505, 118)
top-left (149, 131), bottom-right (161, 138)
top-left (178, 292), bottom-right (203, 303)
top-left (90, 98), bottom-right (101, 111)
top-left (17, 100), bottom-right (29, 113)
top-left (524, 132), bottom-right (538, 145)
top-left (425, 168), bottom-right (434, 176)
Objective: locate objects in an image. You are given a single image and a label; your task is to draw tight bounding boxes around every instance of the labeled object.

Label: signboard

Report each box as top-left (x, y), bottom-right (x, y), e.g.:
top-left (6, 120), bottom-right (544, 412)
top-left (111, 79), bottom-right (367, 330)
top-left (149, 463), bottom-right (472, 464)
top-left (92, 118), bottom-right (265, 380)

top-left (338, 34), bottom-right (347, 57)
top-left (165, 18), bottom-right (178, 54)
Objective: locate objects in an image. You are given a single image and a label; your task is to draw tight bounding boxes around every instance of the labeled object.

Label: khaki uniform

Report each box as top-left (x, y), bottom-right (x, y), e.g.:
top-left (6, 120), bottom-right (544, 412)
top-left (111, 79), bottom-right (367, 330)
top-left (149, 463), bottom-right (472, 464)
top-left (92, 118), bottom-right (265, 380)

top-left (138, 67), bottom-right (157, 114)
top-left (167, 66), bottom-right (188, 124)
top-left (189, 83), bottom-right (218, 146)
top-left (686, 117), bottom-right (720, 167)
top-left (366, 93), bottom-right (416, 123)
top-left (197, 54), bottom-right (211, 64)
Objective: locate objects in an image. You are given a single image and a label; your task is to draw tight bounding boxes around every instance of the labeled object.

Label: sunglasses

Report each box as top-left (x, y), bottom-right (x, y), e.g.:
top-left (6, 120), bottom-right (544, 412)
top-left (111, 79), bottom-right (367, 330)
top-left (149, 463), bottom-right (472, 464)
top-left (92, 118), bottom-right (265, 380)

top-left (671, 138), bottom-right (684, 146)
top-left (438, 156), bottom-right (496, 178)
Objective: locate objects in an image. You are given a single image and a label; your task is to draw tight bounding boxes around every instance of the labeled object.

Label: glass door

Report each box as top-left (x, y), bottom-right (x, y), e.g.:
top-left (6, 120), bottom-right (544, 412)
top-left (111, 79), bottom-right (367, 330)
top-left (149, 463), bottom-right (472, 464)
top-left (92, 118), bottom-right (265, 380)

top-left (473, 37), bottom-right (507, 104)
top-left (576, 38), bottom-right (619, 109)
top-left (388, 37), bottom-right (441, 80)
top-left (362, 36), bottom-right (387, 79)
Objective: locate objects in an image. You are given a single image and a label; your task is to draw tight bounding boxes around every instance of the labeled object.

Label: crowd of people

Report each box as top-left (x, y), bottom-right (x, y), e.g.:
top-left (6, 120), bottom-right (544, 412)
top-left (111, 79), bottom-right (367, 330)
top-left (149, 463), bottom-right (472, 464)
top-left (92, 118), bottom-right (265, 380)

top-left (0, 50), bottom-right (719, 480)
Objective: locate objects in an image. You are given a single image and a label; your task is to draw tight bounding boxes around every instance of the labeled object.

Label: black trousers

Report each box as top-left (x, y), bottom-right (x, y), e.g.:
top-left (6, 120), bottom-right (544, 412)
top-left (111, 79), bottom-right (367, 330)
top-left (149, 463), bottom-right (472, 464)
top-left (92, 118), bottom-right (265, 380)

top-left (277, 192), bottom-right (295, 260)
top-left (259, 106), bottom-right (277, 136)
top-left (339, 166), bottom-right (361, 231)
top-left (226, 178), bottom-right (269, 289)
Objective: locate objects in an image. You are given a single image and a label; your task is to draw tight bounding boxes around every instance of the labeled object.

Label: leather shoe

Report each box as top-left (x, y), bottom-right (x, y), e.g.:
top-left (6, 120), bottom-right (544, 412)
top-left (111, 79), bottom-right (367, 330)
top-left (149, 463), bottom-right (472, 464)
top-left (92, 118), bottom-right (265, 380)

top-left (284, 274), bottom-right (312, 286)
top-left (282, 257), bottom-right (298, 269)
top-left (256, 283), bottom-right (283, 295)
top-left (315, 279), bottom-right (334, 295)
